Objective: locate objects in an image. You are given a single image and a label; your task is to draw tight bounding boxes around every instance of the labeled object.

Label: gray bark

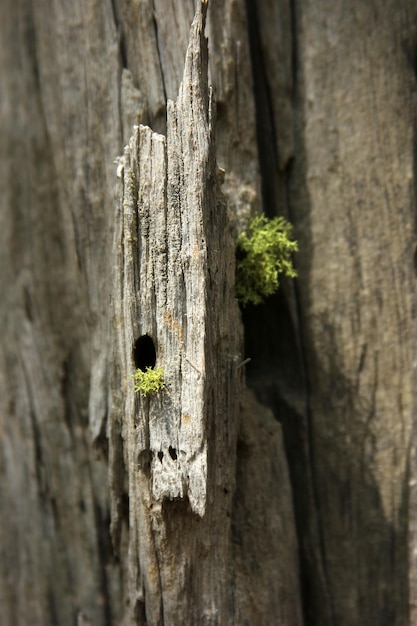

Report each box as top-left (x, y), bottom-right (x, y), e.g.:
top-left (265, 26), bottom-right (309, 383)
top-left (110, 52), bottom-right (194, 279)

top-left (248, 1), bottom-right (417, 624)
top-left (107, 7), bottom-right (301, 623)
top-left (1, 0), bottom-right (416, 625)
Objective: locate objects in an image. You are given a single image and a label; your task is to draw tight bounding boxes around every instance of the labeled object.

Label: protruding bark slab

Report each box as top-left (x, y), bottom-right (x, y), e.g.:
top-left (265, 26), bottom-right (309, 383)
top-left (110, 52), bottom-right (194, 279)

top-left (109, 3), bottom-right (244, 622)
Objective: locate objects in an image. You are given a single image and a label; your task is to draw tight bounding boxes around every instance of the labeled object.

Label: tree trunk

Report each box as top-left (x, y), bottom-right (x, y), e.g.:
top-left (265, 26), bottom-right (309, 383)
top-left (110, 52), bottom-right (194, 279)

top-left (1, 0), bottom-right (416, 625)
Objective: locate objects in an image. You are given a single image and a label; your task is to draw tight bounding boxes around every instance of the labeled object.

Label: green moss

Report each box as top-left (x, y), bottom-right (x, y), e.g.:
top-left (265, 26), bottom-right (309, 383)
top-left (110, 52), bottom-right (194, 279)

top-left (131, 366), bottom-right (165, 396)
top-left (236, 215), bottom-right (298, 306)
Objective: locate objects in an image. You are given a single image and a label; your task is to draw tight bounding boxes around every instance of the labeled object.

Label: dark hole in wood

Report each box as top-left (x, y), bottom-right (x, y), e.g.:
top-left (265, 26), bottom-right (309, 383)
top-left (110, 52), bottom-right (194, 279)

top-left (157, 451), bottom-right (164, 462)
top-left (134, 334), bottom-right (156, 371)
top-left (168, 446), bottom-right (177, 460)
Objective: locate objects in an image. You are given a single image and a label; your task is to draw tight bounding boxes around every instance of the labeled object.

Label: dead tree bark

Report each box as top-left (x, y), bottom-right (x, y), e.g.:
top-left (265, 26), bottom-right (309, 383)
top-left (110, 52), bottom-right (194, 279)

top-left (246, 1), bottom-right (417, 625)
top-left (108, 6), bottom-right (301, 623)
top-left (0, 1), bottom-right (300, 624)
top-left (1, 0), bottom-right (416, 625)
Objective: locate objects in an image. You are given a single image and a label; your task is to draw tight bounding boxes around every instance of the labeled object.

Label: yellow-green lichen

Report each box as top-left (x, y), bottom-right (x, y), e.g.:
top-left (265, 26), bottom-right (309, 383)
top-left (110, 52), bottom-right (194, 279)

top-left (236, 215), bottom-right (298, 306)
top-left (131, 366), bottom-right (165, 396)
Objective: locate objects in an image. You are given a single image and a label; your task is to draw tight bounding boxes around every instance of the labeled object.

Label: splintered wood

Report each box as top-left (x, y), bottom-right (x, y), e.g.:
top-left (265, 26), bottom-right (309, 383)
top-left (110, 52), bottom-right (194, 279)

top-left (109, 0), bottom-right (241, 556)
top-left (108, 5), bottom-right (242, 621)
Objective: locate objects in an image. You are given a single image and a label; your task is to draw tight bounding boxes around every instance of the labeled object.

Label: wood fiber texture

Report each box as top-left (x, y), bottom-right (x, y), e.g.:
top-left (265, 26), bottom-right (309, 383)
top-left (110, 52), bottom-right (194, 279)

top-left (107, 5), bottom-right (301, 623)
top-left (249, 1), bottom-right (417, 624)
top-left (3, 0), bottom-right (416, 624)
top-left (1, 0), bottom-right (302, 622)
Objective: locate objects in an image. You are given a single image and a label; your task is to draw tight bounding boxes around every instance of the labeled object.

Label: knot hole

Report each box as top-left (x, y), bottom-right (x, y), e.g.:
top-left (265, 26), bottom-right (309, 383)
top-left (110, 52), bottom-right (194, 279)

top-left (134, 335), bottom-right (156, 371)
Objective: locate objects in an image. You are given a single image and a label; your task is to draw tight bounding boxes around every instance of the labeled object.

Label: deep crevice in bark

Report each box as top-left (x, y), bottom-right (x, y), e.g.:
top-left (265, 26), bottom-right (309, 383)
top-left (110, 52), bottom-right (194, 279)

top-left (243, 0), bottom-right (279, 218)
top-left (243, 2), bottom-right (335, 624)
top-left (110, 0), bottom-right (128, 69)
top-left (284, 5), bottom-right (337, 622)
top-left (151, 0), bottom-right (168, 105)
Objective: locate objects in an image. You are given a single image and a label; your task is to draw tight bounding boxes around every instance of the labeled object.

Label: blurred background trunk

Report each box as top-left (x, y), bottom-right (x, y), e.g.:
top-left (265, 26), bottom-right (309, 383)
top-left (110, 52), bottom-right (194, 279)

top-left (1, 0), bottom-right (416, 624)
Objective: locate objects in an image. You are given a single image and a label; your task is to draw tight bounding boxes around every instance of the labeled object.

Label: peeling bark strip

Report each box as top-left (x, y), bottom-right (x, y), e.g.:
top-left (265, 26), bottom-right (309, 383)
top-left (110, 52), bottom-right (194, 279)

top-left (114, 0), bottom-right (233, 517)
top-left (109, 2), bottom-right (242, 621)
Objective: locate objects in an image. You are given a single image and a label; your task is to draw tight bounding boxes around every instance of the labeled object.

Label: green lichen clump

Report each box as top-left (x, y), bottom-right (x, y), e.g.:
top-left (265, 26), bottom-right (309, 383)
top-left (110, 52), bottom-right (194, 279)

top-left (236, 215), bottom-right (298, 306)
top-left (131, 366), bottom-right (165, 397)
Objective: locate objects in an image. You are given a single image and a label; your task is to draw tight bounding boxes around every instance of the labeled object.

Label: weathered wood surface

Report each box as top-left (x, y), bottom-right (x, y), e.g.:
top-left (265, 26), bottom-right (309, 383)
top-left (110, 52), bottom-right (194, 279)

top-left (110, 3), bottom-right (241, 620)
top-left (108, 5), bottom-right (302, 623)
top-left (2, 0), bottom-right (417, 624)
top-left (0, 0), bottom-right (301, 624)
top-left (0, 0), bottom-right (123, 624)
top-left (249, 1), bottom-right (417, 625)
top-left (293, 3), bottom-right (417, 625)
